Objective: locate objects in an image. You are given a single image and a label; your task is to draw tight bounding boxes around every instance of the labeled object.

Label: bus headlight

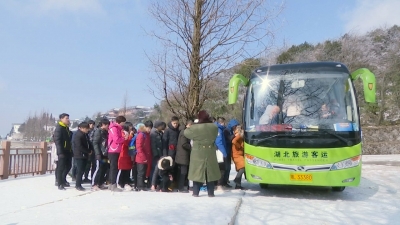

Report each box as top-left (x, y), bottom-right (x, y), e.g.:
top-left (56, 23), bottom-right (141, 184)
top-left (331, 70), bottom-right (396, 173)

top-left (331, 155), bottom-right (361, 170)
top-left (245, 154), bottom-right (272, 169)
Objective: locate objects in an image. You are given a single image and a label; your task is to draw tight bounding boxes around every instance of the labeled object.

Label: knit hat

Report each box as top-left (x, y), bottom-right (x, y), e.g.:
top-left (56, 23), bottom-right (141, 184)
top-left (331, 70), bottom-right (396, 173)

top-left (158, 156), bottom-right (173, 170)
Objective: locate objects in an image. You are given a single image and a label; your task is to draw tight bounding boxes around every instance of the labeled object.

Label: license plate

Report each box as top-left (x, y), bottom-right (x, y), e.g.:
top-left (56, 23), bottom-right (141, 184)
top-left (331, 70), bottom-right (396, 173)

top-left (290, 173), bottom-right (313, 182)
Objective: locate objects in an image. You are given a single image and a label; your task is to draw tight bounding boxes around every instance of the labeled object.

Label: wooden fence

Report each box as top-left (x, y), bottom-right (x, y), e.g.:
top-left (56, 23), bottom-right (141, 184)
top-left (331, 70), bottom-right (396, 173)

top-left (0, 141), bottom-right (54, 179)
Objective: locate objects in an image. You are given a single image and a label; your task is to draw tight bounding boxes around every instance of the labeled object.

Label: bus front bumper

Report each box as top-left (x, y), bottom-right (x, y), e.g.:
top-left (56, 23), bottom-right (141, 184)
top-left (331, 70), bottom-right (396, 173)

top-left (245, 164), bottom-right (361, 187)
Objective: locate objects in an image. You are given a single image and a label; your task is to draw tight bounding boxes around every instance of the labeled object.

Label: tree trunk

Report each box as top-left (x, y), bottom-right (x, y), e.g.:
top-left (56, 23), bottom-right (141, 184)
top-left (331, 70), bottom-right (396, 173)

top-left (188, 0), bottom-right (203, 119)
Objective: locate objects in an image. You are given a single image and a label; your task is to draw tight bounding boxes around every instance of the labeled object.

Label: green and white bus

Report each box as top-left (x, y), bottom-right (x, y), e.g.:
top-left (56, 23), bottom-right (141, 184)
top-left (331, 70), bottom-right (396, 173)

top-left (229, 62), bottom-right (376, 191)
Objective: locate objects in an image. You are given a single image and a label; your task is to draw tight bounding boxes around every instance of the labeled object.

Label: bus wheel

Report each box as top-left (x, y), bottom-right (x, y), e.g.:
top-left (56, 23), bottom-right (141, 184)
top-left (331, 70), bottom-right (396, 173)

top-left (259, 184), bottom-right (269, 189)
top-left (332, 187), bottom-right (345, 192)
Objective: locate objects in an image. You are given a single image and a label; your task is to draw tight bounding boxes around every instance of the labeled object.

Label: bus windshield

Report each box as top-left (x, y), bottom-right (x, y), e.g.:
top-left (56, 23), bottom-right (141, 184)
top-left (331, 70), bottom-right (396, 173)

top-left (245, 72), bottom-right (361, 148)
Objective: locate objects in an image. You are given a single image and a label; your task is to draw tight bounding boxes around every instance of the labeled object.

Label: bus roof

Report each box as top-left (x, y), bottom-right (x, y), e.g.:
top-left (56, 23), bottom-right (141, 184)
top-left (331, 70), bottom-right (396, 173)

top-left (251, 62), bottom-right (350, 78)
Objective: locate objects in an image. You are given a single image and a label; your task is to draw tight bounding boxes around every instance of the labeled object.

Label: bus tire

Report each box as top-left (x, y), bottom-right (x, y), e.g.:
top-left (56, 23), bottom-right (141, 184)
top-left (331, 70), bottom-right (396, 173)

top-left (332, 186), bottom-right (345, 192)
top-left (259, 184), bottom-right (269, 189)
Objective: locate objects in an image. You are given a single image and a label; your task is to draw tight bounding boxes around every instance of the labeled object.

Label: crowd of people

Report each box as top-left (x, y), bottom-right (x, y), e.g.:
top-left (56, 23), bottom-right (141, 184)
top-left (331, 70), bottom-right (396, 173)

top-left (51, 110), bottom-right (245, 197)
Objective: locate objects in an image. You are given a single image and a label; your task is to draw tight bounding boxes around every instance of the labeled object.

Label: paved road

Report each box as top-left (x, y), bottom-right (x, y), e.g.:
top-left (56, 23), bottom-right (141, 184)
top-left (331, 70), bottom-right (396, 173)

top-left (0, 155), bottom-right (399, 225)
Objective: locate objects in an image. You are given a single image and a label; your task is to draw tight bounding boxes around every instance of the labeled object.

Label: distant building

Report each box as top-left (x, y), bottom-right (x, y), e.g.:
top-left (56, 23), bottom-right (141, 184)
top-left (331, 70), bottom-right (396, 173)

top-left (102, 106), bottom-right (153, 120)
top-left (7, 123), bottom-right (23, 140)
top-left (44, 125), bottom-right (56, 132)
top-left (12, 123), bottom-right (22, 134)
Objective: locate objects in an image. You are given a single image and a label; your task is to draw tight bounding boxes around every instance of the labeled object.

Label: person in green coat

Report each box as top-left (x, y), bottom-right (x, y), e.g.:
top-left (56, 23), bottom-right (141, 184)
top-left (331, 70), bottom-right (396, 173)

top-left (184, 110), bottom-right (220, 197)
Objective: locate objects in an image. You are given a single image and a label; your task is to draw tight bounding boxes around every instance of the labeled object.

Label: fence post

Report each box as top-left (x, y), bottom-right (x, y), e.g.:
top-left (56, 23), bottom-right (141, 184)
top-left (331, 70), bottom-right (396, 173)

top-left (1, 141), bottom-right (11, 180)
top-left (40, 142), bottom-right (48, 175)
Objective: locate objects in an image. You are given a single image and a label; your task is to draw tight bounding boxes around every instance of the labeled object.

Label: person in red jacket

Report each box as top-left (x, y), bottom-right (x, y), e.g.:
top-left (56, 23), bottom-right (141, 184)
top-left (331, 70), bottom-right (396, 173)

top-left (117, 122), bottom-right (134, 191)
top-left (135, 120), bottom-right (153, 191)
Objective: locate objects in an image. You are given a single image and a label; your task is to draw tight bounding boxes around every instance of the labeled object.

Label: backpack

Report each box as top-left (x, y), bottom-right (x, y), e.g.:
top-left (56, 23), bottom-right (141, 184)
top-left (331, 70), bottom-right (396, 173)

top-left (129, 132), bottom-right (147, 156)
top-left (128, 133), bottom-right (139, 156)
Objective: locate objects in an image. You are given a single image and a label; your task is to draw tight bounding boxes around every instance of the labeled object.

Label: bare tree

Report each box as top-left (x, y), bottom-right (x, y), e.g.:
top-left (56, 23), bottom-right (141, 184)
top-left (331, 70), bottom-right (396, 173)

top-left (376, 44), bottom-right (400, 124)
top-left (147, 0), bottom-right (284, 119)
top-left (21, 111), bottom-right (55, 141)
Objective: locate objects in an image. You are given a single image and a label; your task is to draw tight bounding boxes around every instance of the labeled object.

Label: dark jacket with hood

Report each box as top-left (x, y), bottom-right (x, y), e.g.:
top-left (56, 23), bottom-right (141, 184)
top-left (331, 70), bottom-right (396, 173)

top-left (54, 121), bottom-right (72, 157)
top-left (157, 156), bottom-right (174, 175)
top-left (175, 126), bottom-right (191, 165)
top-left (73, 129), bottom-right (93, 159)
top-left (162, 122), bottom-right (180, 158)
top-left (224, 119), bottom-right (240, 157)
top-left (93, 127), bottom-right (108, 159)
top-left (150, 121), bottom-right (164, 158)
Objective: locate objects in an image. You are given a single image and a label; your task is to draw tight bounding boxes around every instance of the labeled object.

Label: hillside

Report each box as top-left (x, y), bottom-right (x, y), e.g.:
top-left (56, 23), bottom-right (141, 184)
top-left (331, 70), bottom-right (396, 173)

top-left (274, 25), bottom-right (400, 125)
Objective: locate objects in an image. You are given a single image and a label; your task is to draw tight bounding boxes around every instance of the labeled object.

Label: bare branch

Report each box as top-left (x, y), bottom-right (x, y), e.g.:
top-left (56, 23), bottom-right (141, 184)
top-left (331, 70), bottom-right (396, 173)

top-left (146, 0), bottom-right (284, 119)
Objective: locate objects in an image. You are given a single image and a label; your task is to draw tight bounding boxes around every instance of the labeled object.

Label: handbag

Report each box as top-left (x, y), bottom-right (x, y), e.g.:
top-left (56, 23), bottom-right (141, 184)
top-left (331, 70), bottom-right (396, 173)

top-left (216, 149), bottom-right (224, 163)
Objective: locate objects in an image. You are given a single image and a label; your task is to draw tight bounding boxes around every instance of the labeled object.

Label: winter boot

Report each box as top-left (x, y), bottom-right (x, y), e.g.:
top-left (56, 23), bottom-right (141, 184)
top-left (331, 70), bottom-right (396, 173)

top-left (76, 186), bottom-right (85, 191)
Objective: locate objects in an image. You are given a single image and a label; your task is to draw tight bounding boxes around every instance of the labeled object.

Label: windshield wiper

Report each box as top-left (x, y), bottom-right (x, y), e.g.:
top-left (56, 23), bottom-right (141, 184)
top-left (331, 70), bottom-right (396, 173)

top-left (251, 133), bottom-right (311, 145)
top-left (292, 127), bottom-right (352, 146)
top-left (319, 130), bottom-right (352, 146)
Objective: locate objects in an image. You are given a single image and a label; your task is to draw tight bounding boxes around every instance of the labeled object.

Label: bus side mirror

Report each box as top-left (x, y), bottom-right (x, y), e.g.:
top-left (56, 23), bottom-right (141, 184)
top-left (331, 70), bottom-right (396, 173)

top-left (229, 74), bottom-right (249, 104)
top-left (350, 68), bottom-right (376, 103)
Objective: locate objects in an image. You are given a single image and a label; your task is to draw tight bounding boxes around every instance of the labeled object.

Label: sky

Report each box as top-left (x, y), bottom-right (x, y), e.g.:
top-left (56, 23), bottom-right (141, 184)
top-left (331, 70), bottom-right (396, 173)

top-left (1, 0), bottom-right (399, 136)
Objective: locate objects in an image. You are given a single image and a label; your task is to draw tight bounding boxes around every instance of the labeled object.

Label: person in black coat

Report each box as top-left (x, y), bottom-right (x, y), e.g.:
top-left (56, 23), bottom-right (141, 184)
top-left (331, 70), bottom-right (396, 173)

top-left (92, 118), bottom-right (110, 190)
top-left (163, 116), bottom-right (180, 190)
top-left (84, 120), bottom-right (96, 183)
top-left (54, 113), bottom-right (72, 190)
top-left (70, 131), bottom-right (77, 181)
top-left (150, 121), bottom-right (166, 189)
top-left (175, 120), bottom-right (193, 192)
top-left (162, 116), bottom-right (180, 159)
top-left (73, 122), bottom-right (93, 191)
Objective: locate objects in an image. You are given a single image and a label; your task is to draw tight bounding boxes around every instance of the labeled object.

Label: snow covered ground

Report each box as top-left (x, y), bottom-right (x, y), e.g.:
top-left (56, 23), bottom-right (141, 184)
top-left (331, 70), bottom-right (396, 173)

top-left (236, 156), bottom-right (400, 225)
top-left (1, 155), bottom-right (399, 225)
top-left (0, 174), bottom-right (243, 225)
